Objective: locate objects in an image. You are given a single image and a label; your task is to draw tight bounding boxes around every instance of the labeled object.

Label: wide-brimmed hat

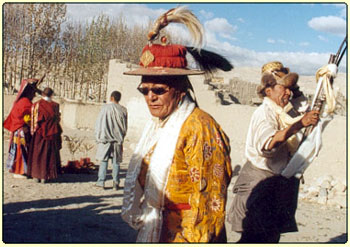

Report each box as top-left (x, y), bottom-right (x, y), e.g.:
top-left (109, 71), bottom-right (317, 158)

top-left (261, 61), bottom-right (289, 74)
top-left (257, 61), bottom-right (299, 98)
top-left (124, 6), bottom-right (233, 77)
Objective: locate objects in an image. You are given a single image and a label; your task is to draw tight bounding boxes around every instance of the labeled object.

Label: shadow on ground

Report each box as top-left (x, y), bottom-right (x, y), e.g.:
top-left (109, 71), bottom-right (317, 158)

top-left (3, 194), bottom-right (137, 243)
top-left (327, 233), bottom-right (347, 243)
top-left (55, 168), bottom-right (128, 184)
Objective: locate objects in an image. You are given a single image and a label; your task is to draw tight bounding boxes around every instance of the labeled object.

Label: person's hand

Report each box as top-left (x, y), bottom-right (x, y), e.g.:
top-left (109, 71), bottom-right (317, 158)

top-left (301, 110), bottom-right (320, 127)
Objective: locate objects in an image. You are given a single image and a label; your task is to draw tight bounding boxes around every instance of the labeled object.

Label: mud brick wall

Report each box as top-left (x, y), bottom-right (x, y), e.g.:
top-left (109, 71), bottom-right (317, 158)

top-left (229, 77), bottom-right (260, 105)
top-left (209, 77), bottom-right (345, 116)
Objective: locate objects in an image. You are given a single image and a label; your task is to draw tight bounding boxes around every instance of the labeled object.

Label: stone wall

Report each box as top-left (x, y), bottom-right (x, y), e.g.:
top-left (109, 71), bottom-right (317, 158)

top-left (60, 99), bottom-right (103, 130)
top-left (229, 77), bottom-right (261, 105)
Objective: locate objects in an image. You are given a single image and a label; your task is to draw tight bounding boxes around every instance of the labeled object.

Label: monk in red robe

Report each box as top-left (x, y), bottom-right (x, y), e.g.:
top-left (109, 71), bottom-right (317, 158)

top-left (4, 79), bottom-right (39, 178)
top-left (28, 87), bottom-right (62, 183)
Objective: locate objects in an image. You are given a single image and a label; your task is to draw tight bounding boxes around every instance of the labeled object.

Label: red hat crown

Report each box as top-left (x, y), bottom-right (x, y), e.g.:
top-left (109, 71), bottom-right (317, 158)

top-left (140, 44), bottom-right (187, 68)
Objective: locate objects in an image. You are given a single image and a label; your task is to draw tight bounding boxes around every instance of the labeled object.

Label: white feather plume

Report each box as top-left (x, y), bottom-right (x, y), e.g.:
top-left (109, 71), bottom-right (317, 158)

top-left (148, 6), bottom-right (204, 49)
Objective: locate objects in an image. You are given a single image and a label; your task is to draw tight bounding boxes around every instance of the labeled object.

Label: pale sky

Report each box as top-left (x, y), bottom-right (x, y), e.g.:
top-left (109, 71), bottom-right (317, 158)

top-left (66, 3), bottom-right (347, 75)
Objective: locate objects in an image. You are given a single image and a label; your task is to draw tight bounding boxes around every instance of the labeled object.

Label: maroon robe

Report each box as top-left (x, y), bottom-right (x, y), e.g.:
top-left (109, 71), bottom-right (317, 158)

top-left (28, 99), bottom-right (62, 180)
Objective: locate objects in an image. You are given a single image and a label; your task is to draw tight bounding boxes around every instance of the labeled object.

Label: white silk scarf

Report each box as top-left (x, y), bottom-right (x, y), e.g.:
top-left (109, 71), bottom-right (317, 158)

top-left (121, 95), bottom-right (195, 242)
top-left (264, 97), bottom-right (303, 154)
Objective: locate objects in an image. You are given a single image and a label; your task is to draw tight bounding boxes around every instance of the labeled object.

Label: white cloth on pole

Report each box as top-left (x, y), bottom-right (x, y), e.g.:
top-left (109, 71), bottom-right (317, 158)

top-left (281, 63), bottom-right (337, 178)
top-left (281, 114), bottom-right (333, 178)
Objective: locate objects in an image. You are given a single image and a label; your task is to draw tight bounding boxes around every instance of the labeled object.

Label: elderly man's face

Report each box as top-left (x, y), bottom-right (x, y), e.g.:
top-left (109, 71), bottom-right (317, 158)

top-left (138, 80), bottom-right (183, 120)
top-left (266, 84), bottom-right (291, 108)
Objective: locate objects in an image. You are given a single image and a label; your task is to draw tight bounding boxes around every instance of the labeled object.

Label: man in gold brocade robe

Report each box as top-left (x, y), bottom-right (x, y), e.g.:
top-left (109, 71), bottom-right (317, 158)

top-left (121, 7), bottom-right (234, 242)
top-left (122, 72), bottom-right (232, 243)
top-left (136, 99), bottom-right (232, 242)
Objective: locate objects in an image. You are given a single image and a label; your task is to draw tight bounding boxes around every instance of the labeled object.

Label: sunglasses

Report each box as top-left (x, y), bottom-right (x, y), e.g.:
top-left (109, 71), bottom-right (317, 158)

top-left (137, 86), bottom-right (170, 96)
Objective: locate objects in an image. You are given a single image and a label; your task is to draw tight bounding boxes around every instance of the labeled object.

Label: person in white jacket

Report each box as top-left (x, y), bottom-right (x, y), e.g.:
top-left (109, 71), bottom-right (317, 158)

top-left (227, 61), bottom-right (320, 243)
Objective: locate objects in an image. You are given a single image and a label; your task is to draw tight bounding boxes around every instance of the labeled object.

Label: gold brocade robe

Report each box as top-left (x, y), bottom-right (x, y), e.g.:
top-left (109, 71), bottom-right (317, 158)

top-left (139, 108), bottom-right (232, 242)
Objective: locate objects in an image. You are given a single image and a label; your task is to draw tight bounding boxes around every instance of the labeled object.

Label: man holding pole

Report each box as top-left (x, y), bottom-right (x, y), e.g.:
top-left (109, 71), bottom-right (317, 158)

top-left (227, 61), bottom-right (320, 243)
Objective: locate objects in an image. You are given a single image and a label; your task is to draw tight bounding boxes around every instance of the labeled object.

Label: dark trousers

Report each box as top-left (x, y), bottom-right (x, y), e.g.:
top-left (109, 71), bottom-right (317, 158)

top-left (227, 161), bottom-right (299, 243)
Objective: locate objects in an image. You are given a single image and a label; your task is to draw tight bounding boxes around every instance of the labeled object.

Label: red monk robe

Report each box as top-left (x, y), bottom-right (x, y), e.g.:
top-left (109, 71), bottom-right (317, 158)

top-left (4, 79), bottom-right (37, 175)
top-left (28, 98), bottom-right (62, 182)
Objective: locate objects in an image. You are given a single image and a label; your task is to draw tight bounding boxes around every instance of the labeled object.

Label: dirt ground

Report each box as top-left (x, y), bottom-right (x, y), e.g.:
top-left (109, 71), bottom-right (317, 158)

top-left (2, 126), bottom-right (347, 244)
